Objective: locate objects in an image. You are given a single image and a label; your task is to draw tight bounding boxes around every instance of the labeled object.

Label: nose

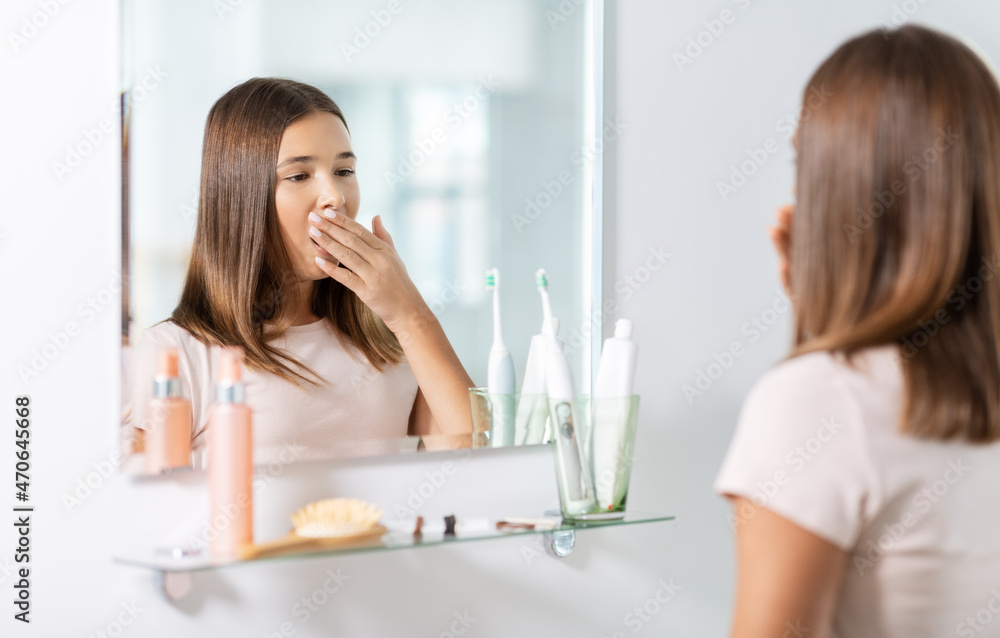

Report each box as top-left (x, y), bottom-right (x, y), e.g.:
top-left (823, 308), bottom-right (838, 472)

top-left (318, 182), bottom-right (345, 211)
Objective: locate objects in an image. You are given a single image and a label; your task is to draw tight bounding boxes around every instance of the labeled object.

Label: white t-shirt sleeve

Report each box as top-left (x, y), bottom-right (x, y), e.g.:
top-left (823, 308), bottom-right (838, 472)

top-left (714, 353), bottom-right (881, 550)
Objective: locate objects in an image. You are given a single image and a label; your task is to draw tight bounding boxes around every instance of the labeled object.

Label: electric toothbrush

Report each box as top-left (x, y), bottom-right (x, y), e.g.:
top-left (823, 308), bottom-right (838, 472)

top-left (536, 269), bottom-right (555, 338)
top-left (514, 269), bottom-right (554, 445)
top-left (540, 317), bottom-right (559, 444)
top-left (544, 315), bottom-right (597, 516)
top-left (486, 268), bottom-right (516, 446)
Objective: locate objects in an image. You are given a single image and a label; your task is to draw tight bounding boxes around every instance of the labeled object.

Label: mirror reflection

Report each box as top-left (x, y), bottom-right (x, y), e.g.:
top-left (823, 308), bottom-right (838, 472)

top-left (120, 0), bottom-right (600, 473)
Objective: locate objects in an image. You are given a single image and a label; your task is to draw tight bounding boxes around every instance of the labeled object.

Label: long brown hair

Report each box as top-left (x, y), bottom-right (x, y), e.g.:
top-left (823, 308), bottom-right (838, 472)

top-left (171, 77), bottom-right (402, 384)
top-left (791, 26), bottom-right (1000, 442)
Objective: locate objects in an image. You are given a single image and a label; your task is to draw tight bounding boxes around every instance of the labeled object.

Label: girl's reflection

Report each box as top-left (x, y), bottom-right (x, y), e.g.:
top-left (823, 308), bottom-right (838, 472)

top-left (131, 78), bottom-right (474, 467)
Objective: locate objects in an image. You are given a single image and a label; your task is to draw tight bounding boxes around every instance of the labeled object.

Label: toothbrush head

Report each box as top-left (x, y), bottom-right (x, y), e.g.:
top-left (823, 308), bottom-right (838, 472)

top-left (536, 268), bottom-right (555, 336)
top-left (485, 268), bottom-right (498, 289)
top-left (535, 268), bottom-right (548, 290)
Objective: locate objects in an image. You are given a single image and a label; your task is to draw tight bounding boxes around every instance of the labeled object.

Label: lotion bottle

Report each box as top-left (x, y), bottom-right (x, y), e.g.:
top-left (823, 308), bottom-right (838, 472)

top-left (208, 346), bottom-right (253, 560)
top-left (144, 347), bottom-right (192, 473)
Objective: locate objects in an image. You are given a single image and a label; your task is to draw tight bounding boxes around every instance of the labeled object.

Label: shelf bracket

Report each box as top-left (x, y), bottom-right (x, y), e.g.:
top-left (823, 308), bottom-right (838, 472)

top-left (543, 529), bottom-right (576, 558)
top-left (158, 570), bottom-right (193, 602)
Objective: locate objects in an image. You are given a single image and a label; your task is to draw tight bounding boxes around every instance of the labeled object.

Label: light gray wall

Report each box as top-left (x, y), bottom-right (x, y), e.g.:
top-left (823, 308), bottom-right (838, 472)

top-left (2, 0), bottom-right (999, 636)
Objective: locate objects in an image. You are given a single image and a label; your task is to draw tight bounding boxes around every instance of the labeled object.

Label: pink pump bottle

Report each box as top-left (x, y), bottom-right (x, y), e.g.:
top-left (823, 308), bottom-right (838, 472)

top-left (208, 346), bottom-right (254, 560)
top-left (144, 347), bottom-right (192, 473)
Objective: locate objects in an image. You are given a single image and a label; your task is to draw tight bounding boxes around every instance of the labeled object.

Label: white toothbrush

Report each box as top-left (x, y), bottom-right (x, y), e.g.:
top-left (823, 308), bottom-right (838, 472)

top-left (544, 303), bottom-right (597, 515)
top-left (515, 269), bottom-right (554, 445)
top-left (486, 269), bottom-right (516, 446)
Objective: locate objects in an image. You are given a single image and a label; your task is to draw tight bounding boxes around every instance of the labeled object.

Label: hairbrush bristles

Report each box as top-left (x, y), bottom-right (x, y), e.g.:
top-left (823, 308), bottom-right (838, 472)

top-left (291, 498), bottom-right (384, 538)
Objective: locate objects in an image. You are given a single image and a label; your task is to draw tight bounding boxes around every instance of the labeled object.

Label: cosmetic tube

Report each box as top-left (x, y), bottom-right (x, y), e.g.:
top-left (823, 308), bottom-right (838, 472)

top-left (208, 346), bottom-right (254, 560)
top-left (144, 347), bottom-right (192, 473)
top-left (592, 319), bottom-right (639, 509)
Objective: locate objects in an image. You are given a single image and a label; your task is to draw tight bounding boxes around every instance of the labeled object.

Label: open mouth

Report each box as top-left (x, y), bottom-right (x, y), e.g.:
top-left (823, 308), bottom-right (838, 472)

top-left (311, 238), bottom-right (334, 260)
top-left (310, 239), bottom-right (352, 272)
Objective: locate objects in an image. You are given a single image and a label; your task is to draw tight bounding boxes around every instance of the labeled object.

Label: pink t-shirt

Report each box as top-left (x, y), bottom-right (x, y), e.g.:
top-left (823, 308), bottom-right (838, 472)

top-left (128, 318), bottom-right (419, 467)
top-left (715, 345), bottom-right (1000, 638)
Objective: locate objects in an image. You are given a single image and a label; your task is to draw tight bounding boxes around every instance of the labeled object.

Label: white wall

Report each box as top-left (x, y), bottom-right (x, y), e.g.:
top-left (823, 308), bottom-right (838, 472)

top-left (3, 0), bottom-right (999, 636)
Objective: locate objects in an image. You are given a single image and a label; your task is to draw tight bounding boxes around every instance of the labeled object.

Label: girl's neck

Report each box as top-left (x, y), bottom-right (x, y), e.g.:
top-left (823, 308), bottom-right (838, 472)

top-left (290, 279), bottom-right (320, 326)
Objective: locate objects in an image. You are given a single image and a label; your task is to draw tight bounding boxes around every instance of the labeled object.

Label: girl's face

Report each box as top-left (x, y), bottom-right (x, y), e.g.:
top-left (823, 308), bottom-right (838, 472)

top-left (274, 111), bottom-right (360, 280)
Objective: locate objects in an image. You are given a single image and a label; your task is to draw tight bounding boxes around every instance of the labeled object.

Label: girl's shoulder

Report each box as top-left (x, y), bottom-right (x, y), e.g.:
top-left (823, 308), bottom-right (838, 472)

top-left (133, 321), bottom-right (216, 374)
top-left (137, 320), bottom-right (206, 349)
top-left (717, 346), bottom-right (899, 550)
top-left (750, 344), bottom-right (900, 406)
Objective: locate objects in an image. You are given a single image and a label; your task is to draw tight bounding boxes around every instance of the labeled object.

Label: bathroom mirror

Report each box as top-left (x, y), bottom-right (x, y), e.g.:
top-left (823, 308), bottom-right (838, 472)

top-left (120, 0), bottom-right (605, 473)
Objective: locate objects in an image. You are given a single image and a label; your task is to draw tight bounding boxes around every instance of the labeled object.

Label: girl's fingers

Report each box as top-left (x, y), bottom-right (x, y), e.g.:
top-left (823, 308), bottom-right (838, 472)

top-left (372, 215), bottom-right (396, 250)
top-left (321, 209), bottom-right (385, 250)
top-left (308, 222), bottom-right (374, 279)
top-left (309, 214), bottom-right (375, 272)
top-left (314, 255), bottom-right (366, 294)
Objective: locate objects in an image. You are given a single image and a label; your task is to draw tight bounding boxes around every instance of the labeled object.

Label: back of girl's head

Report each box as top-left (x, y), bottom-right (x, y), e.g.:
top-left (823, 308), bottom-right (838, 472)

top-left (791, 25), bottom-right (1000, 441)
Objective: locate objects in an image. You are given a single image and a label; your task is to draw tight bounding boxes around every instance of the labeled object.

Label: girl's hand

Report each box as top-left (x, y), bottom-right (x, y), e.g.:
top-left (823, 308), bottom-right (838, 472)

top-left (768, 204), bottom-right (794, 295)
top-left (308, 211), bottom-right (427, 333)
top-left (310, 209), bottom-right (474, 437)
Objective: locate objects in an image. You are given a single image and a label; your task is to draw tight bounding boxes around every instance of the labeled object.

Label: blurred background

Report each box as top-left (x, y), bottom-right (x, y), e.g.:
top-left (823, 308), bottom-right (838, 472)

top-left (124, 0), bottom-right (593, 392)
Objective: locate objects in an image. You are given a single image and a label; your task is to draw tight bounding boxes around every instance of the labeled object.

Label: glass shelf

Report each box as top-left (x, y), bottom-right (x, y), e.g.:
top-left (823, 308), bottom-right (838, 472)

top-left (114, 511), bottom-right (675, 573)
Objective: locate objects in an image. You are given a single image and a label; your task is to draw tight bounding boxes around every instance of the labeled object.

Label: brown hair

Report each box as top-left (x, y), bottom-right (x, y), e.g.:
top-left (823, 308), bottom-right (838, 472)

top-left (791, 26), bottom-right (1000, 442)
top-left (171, 77), bottom-right (402, 384)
